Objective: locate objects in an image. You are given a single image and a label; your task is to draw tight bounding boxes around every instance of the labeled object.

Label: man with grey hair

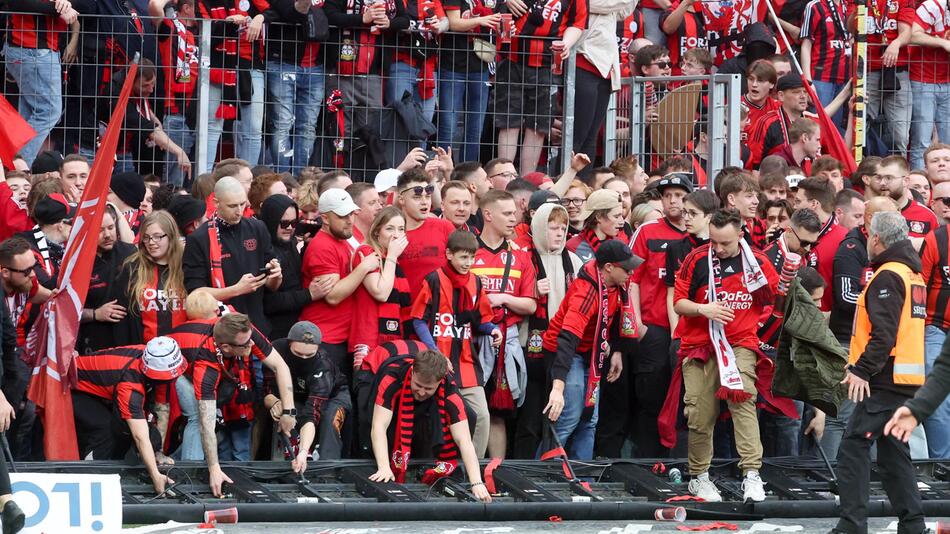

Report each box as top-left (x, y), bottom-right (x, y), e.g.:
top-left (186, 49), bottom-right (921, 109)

top-left (832, 210), bottom-right (927, 534)
top-left (183, 176), bottom-right (282, 336)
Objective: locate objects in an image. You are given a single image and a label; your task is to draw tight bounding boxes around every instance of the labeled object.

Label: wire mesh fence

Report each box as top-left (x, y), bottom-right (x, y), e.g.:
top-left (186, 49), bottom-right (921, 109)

top-left (0, 11), bottom-right (576, 184)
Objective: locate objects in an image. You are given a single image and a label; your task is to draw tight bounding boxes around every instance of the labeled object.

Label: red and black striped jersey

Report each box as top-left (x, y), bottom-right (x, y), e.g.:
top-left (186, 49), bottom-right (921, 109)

top-left (867, 0), bottom-right (915, 71)
top-left (807, 215), bottom-right (848, 311)
top-left (902, 199), bottom-right (938, 238)
top-left (631, 218), bottom-right (687, 328)
top-left (5, 1), bottom-right (66, 51)
top-left (75, 346), bottom-right (150, 420)
top-left (743, 217), bottom-right (769, 250)
top-left (742, 95), bottom-right (780, 140)
top-left (659, 7), bottom-right (707, 75)
top-left (509, 0), bottom-right (589, 68)
top-left (374, 361), bottom-right (467, 423)
top-left (166, 318), bottom-right (272, 401)
top-left (920, 226), bottom-right (950, 330)
top-left (800, 0), bottom-right (853, 84)
top-left (673, 244), bottom-right (778, 351)
top-left (747, 107), bottom-right (797, 170)
top-left (617, 7), bottom-right (644, 76)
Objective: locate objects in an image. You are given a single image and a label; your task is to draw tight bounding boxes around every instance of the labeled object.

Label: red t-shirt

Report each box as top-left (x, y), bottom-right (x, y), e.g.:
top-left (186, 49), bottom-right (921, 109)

top-left (348, 245), bottom-right (412, 352)
top-left (673, 244), bottom-right (779, 351)
top-left (902, 199), bottom-right (939, 238)
top-left (471, 241), bottom-right (537, 328)
top-left (807, 216), bottom-right (849, 312)
top-left (743, 96), bottom-right (780, 140)
top-left (867, 0), bottom-right (916, 71)
top-left (910, 0), bottom-right (950, 84)
top-left (631, 218), bottom-right (687, 328)
top-left (402, 218), bottom-right (456, 293)
top-left (300, 230), bottom-right (356, 344)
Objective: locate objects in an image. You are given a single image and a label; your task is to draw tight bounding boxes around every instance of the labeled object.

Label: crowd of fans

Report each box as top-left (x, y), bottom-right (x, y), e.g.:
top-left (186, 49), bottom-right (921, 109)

top-left (1, 0), bottom-right (950, 520)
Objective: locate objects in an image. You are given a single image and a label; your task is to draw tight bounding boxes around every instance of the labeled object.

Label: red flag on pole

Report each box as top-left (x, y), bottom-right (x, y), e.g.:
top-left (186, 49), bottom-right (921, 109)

top-left (25, 62), bottom-right (140, 461)
top-left (803, 81), bottom-right (858, 175)
top-left (0, 94), bottom-right (36, 169)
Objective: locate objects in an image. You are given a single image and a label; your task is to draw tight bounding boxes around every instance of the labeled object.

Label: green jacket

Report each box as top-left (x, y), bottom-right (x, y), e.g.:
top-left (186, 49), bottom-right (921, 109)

top-left (772, 278), bottom-right (849, 416)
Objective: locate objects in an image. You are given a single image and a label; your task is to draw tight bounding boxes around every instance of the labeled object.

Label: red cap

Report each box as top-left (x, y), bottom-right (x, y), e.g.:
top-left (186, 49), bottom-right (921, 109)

top-left (523, 172), bottom-right (552, 188)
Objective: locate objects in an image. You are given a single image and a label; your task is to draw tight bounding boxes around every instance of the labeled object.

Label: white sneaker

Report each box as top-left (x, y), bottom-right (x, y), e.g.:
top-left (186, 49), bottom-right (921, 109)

top-left (742, 471), bottom-right (766, 502)
top-left (688, 473), bottom-right (722, 502)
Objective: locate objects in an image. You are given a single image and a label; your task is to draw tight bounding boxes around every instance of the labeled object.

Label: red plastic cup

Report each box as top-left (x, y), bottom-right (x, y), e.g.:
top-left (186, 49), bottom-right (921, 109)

top-left (653, 506), bottom-right (686, 522)
top-left (204, 507), bottom-right (239, 524)
top-left (499, 13), bottom-right (512, 44)
top-left (937, 522), bottom-right (950, 534)
top-left (551, 40), bottom-right (564, 75)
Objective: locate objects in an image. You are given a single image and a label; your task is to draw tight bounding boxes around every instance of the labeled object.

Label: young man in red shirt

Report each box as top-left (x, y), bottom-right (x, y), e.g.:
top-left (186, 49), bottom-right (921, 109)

top-left (742, 60), bottom-right (779, 140)
top-left (398, 169), bottom-right (458, 293)
top-left (792, 177), bottom-right (848, 311)
top-left (300, 189), bottom-right (378, 371)
top-left (908, 0), bottom-right (950, 169)
top-left (471, 190), bottom-right (537, 458)
top-left (672, 209), bottom-right (778, 503)
top-left (718, 171), bottom-right (767, 249)
top-left (800, 0), bottom-right (853, 126)
top-left (875, 156), bottom-right (939, 245)
top-left (773, 118), bottom-right (822, 172)
top-left (625, 174), bottom-right (689, 457)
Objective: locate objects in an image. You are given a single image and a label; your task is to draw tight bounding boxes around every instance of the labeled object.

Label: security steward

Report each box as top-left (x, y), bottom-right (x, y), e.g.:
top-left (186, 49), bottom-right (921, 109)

top-left (72, 337), bottom-right (188, 495)
top-left (834, 211), bottom-right (927, 534)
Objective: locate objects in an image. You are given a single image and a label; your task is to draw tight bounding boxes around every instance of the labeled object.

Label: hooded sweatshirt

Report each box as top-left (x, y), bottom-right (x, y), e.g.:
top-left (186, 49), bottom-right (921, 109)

top-left (261, 194), bottom-right (312, 340)
top-left (716, 22), bottom-right (777, 92)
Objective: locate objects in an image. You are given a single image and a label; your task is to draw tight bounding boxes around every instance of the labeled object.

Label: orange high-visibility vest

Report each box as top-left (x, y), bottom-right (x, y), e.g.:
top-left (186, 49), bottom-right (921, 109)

top-left (850, 261), bottom-right (926, 385)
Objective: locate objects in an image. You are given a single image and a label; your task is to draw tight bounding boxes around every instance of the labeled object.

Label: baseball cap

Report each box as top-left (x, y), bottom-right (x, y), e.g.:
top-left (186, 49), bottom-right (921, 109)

top-left (595, 239), bottom-right (644, 272)
top-left (776, 72), bottom-right (805, 92)
top-left (33, 193), bottom-right (78, 225)
top-left (786, 174), bottom-right (806, 189)
top-left (657, 172), bottom-right (695, 194)
top-left (318, 188), bottom-right (360, 216)
top-left (31, 150), bottom-right (64, 175)
top-left (523, 171), bottom-right (553, 188)
top-left (579, 189), bottom-right (623, 221)
top-left (528, 190), bottom-right (559, 212)
top-left (374, 168), bottom-right (402, 192)
top-left (288, 321), bottom-right (322, 345)
top-left (142, 336), bottom-right (188, 381)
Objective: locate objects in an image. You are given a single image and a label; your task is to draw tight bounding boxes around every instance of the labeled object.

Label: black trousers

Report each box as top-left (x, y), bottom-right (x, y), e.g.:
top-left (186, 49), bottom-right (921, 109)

top-left (632, 325), bottom-right (672, 458)
top-left (835, 395), bottom-right (925, 534)
top-left (512, 357), bottom-right (547, 459)
top-left (572, 68), bottom-right (613, 165)
top-left (72, 392), bottom-right (161, 461)
top-left (595, 342), bottom-right (637, 458)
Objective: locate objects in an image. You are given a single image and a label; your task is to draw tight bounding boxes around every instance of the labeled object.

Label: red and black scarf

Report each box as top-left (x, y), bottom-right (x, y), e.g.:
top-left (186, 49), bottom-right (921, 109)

top-left (526, 248), bottom-right (575, 358)
top-left (583, 268), bottom-right (611, 421)
top-left (390, 363), bottom-right (459, 484)
top-left (207, 216), bottom-right (228, 291)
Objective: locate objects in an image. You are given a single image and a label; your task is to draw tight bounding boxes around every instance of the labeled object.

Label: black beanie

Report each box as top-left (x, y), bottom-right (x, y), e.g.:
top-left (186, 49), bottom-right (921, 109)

top-left (110, 171), bottom-right (146, 209)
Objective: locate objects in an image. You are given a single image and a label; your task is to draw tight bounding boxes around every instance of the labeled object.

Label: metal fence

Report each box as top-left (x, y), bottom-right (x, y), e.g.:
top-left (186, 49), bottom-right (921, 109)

top-left (0, 12), bottom-right (576, 184)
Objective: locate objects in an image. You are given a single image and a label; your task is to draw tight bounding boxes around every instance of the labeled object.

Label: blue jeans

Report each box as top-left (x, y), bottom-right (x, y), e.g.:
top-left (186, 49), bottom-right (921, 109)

top-left (2, 44), bottom-right (62, 165)
top-left (266, 62), bottom-right (325, 174)
top-left (386, 61), bottom-right (436, 124)
top-left (206, 69), bottom-right (265, 171)
top-left (163, 113), bottom-right (194, 187)
top-left (540, 355), bottom-right (598, 460)
top-left (924, 325), bottom-right (950, 458)
top-left (813, 79), bottom-right (849, 130)
top-left (175, 376), bottom-right (204, 461)
top-left (437, 69), bottom-right (489, 162)
top-left (910, 81), bottom-right (950, 169)
top-left (218, 421), bottom-right (251, 462)
top-left (760, 400), bottom-right (804, 457)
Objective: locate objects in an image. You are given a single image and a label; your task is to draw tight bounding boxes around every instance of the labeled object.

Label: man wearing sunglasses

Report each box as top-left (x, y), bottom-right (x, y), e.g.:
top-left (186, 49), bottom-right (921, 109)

top-left (762, 208), bottom-right (822, 273)
top-left (930, 182), bottom-right (950, 225)
top-left (396, 168), bottom-right (457, 293)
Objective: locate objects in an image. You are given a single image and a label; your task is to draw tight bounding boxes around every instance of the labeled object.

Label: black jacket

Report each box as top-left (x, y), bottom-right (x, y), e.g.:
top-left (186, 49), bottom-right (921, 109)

top-left (268, 338), bottom-right (349, 427)
top-left (849, 239), bottom-right (921, 398)
top-left (260, 195), bottom-right (311, 339)
top-left (0, 287), bottom-right (26, 406)
top-left (78, 242), bottom-right (137, 354)
top-left (716, 22), bottom-right (776, 93)
top-left (906, 339), bottom-right (950, 421)
top-left (830, 226), bottom-right (869, 343)
top-left (356, 91), bottom-right (437, 173)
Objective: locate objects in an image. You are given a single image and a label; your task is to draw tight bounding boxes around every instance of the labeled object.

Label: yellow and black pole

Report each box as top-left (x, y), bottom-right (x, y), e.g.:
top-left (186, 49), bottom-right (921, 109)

top-left (852, 0), bottom-right (868, 163)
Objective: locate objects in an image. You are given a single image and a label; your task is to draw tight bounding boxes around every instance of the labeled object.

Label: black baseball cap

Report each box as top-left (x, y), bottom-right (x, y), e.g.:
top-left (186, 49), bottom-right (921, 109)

top-left (33, 193), bottom-right (77, 225)
top-left (657, 173), bottom-right (695, 193)
top-left (528, 190), bottom-right (559, 212)
top-left (595, 240), bottom-right (644, 271)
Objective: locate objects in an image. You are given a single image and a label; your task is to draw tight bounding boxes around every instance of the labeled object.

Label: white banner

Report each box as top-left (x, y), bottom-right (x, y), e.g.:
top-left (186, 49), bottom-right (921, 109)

top-left (10, 473), bottom-right (122, 533)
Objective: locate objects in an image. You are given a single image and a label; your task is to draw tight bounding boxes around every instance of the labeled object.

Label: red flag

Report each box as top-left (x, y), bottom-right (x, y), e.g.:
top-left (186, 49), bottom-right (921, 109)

top-left (26, 63), bottom-right (139, 461)
top-left (0, 94), bottom-right (36, 169)
top-left (804, 77), bottom-right (858, 176)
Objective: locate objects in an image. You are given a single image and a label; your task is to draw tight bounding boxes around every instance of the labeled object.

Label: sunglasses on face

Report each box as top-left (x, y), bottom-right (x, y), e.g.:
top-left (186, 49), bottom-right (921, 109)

top-left (401, 185), bottom-right (436, 197)
top-left (278, 219), bottom-right (297, 229)
top-left (3, 263), bottom-right (35, 276)
top-left (651, 61), bottom-right (672, 69)
top-left (789, 226), bottom-right (815, 249)
top-left (934, 197), bottom-right (950, 205)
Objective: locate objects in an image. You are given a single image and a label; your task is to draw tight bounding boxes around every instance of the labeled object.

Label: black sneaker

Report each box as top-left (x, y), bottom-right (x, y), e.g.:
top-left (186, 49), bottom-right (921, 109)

top-left (2, 501), bottom-right (24, 534)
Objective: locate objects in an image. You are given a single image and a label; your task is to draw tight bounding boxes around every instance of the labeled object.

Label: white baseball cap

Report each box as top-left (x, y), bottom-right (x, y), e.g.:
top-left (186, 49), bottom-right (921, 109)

top-left (318, 188), bottom-right (360, 216)
top-left (373, 168), bottom-right (402, 192)
top-left (786, 174), bottom-right (806, 189)
top-left (142, 336), bottom-right (187, 381)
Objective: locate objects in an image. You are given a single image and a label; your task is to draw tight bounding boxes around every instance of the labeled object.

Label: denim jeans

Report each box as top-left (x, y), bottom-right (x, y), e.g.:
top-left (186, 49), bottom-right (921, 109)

top-left (163, 113), bottom-right (194, 187)
top-left (866, 69), bottom-right (912, 156)
top-left (910, 80), bottom-right (950, 170)
top-left (386, 61), bottom-right (436, 123)
top-left (266, 62), bottom-right (325, 174)
top-left (218, 420), bottom-right (251, 462)
top-left (206, 68), bottom-right (265, 171)
top-left (813, 79), bottom-right (849, 130)
top-left (924, 325), bottom-right (950, 458)
top-left (2, 44), bottom-right (63, 165)
top-left (540, 355), bottom-right (598, 460)
top-left (175, 375), bottom-right (204, 461)
top-left (760, 400), bottom-right (804, 457)
top-left (437, 69), bottom-right (489, 162)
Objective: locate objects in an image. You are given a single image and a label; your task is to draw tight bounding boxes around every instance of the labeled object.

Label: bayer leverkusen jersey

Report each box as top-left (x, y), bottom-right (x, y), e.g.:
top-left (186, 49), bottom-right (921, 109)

top-left (631, 218), bottom-right (687, 328)
top-left (508, 0), bottom-right (588, 68)
top-left (471, 241), bottom-right (537, 328)
top-left (902, 199), bottom-right (938, 239)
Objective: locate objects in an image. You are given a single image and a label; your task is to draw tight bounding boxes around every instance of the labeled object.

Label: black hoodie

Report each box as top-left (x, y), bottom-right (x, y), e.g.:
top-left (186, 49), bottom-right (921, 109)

top-left (849, 239), bottom-right (922, 398)
top-left (716, 23), bottom-right (777, 93)
top-left (261, 194), bottom-right (312, 340)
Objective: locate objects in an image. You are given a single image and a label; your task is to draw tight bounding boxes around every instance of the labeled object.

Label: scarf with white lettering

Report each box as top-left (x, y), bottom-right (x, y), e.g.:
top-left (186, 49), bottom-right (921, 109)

top-left (706, 239), bottom-right (766, 402)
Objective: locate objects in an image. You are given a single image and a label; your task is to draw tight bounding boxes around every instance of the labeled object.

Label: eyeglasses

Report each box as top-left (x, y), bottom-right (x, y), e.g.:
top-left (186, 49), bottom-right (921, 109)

top-left (489, 171), bottom-right (518, 180)
top-left (278, 219), bottom-right (297, 230)
top-left (651, 61), bottom-right (672, 69)
top-left (2, 263), bottom-right (35, 276)
top-left (560, 198), bottom-right (585, 207)
top-left (683, 209), bottom-right (703, 219)
top-left (224, 339), bottom-right (253, 350)
top-left (141, 233), bottom-right (168, 243)
top-left (400, 185), bottom-right (436, 197)
top-left (872, 174), bottom-right (903, 183)
top-left (789, 226), bottom-right (815, 249)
